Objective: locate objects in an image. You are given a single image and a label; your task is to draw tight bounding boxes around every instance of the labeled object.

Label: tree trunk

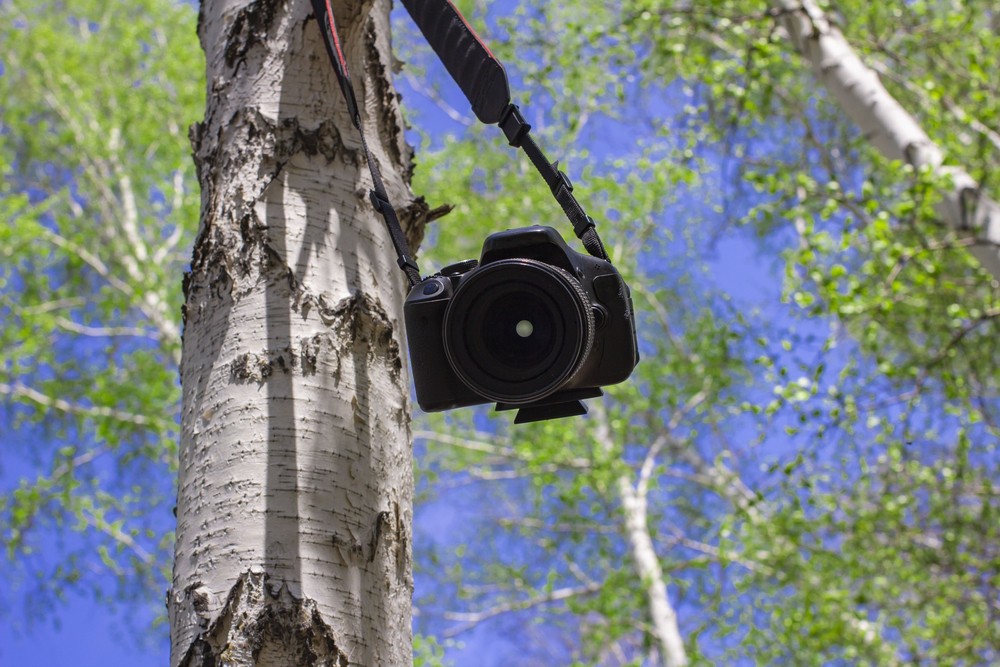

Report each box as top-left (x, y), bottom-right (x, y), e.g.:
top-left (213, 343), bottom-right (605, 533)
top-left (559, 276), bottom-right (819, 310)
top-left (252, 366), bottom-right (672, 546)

top-left (617, 478), bottom-right (687, 667)
top-left (169, 1), bottom-right (427, 665)
top-left (594, 406), bottom-right (687, 667)
top-left (771, 0), bottom-right (1000, 280)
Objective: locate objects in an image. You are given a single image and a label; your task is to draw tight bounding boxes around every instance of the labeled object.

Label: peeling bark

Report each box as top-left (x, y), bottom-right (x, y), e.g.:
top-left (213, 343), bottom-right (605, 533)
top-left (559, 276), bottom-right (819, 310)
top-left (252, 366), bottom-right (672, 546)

top-left (772, 0), bottom-right (1000, 279)
top-left (170, 1), bottom-right (420, 665)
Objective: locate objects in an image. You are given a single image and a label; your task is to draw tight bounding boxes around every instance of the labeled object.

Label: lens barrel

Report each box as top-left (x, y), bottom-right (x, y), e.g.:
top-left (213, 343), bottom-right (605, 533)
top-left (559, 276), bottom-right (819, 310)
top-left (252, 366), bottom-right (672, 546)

top-left (443, 259), bottom-right (595, 404)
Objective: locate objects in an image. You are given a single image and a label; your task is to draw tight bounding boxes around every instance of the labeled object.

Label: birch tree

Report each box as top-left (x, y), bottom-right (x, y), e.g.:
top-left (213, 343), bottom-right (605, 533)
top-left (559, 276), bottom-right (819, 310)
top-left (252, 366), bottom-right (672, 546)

top-left (167, 0), bottom-right (434, 664)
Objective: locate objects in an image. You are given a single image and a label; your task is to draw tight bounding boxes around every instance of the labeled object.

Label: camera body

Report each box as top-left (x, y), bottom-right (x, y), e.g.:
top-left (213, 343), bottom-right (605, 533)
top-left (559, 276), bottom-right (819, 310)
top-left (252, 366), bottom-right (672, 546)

top-left (404, 226), bottom-right (639, 423)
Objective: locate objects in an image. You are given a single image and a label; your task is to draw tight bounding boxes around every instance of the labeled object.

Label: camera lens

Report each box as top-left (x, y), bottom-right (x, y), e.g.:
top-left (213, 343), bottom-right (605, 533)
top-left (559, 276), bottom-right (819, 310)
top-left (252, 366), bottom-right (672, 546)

top-left (478, 290), bottom-right (557, 373)
top-left (443, 259), bottom-right (595, 404)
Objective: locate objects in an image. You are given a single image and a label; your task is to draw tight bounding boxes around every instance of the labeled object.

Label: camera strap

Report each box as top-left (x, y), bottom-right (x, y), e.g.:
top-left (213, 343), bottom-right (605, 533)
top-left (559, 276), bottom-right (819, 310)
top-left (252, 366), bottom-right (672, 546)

top-left (311, 0), bottom-right (422, 287)
top-left (399, 0), bottom-right (610, 263)
top-left (312, 0), bottom-right (611, 287)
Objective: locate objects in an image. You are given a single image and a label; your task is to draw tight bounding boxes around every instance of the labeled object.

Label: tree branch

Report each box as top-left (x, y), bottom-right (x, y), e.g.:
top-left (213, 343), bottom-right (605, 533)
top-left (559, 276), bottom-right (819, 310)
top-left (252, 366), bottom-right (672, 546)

top-left (55, 317), bottom-right (157, 339)
top-left (442, 581), bottom-right (602, 637)
top-left (770, 0), bottom-right (1000, 280)
top-left (866, 58), bottom-right (1000, 156)
top-left (414, 429), bottom-right (591, 468)
top-left (0, 381), bottom-right (155, 427)
top-left (637, 379), bottom-right (712, 499)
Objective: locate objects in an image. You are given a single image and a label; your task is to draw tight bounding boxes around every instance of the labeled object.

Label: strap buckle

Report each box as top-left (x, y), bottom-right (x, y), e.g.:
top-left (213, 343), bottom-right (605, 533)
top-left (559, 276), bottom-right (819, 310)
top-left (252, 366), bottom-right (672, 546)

top-left (498, 104), bottom-right (531, 148)
top-left (369, 189), bottom-right (390, 213)
top-left (554, 169), bottom-right (573, 194)
top-left (574, 215), bottom-right (596, 238)
top-left (397, 256), bottom-right (420, 274)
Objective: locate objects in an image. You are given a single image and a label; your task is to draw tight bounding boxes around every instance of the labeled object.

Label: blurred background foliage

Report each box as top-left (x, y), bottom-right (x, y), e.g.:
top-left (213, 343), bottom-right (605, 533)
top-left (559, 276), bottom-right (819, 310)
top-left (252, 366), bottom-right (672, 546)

top-left (2, 0), bottom-right (1000, 665)
top-left (0, 0), bottom-right (202, 626)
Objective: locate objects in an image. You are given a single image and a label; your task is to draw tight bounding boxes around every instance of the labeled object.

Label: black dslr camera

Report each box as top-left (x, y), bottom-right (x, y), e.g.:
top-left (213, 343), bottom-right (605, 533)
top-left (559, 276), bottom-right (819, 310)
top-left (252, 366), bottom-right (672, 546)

top-left (405, 226), bottom-right (639, 424)
top-left (311, 0), bottom-right (642, 422)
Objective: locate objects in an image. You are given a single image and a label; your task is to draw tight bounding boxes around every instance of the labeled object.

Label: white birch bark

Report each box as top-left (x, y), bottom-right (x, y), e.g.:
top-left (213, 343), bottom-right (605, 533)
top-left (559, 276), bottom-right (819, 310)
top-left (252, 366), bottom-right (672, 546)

top-left (771, 0), bottom-right (1000, 280)
top-left (169, 1), bottom-right (432, 665)
top-left (593, 406), bottom-right (687, 667)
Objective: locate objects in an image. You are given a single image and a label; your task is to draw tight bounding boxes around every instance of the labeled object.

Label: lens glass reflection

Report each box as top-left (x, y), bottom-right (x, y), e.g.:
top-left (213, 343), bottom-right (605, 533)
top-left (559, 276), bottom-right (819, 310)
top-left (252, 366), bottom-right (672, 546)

top-left (474, 289), bottom-right (557, 374)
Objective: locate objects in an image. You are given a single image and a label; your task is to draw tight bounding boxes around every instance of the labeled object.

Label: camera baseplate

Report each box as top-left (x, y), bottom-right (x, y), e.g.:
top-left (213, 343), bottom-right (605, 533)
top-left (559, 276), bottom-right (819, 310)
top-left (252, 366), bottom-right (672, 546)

top-left (495, 387), bottom-right (604, 425)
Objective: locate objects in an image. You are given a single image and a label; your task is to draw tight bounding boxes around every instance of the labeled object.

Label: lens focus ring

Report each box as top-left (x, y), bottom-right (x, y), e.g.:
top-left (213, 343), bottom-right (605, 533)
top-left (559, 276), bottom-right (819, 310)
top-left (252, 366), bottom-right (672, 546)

top-left (442, 259), bottom-right (595, 404)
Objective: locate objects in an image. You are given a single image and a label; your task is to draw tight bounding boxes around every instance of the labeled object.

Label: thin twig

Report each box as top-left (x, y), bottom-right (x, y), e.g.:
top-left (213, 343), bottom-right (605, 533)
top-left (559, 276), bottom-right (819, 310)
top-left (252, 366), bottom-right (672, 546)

top-left (402, 72), bottom-right (474, 127)
top-left (51, 446), bottom-right (110, 479)
top-left (442, 581), bottom-right (602, 637)
top-left (55, 317), bottom-right (156, 339)
top-left (637, 379), bottom-right (712, 498)
top-left (632, 282), bottom-right (690, 359)
top-left (497, 516), bottom-right (618, 534)
top-left (80, 509), bottom-right (154, 565)
top-left (415, 430), bottom-right (591, 468)
top-left (20, 297), bottom-right (87, 315)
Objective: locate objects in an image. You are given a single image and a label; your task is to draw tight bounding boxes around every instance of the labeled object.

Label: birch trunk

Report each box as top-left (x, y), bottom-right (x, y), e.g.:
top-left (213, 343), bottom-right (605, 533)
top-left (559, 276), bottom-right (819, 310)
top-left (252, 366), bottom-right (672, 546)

top-left (169, 1), bottom-right (429, 665)
top-left (594, 407), bottom-right (687, 667)
top-left (770, 0), bottom-right (1000, 280)
top-left (617, 479), bottom-right (687, 667)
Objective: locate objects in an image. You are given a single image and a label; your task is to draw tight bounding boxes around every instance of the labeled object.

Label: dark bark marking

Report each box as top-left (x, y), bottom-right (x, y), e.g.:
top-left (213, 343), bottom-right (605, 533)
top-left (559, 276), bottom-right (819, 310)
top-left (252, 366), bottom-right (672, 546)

top-left (393, 500), bottom-right (408, 584)
top-left (179, 570), bottom-right (346, 667)
top-left (186, 107), bottom-right (356, 326)
top-left (318, 291), bottom-right (403, 377)
top-left (330, 509), bottom-right (394, 566)
top-left (224, 0), bottom-right (281, 70)
top-left (229, 333), bottom-right (337, 384)
top-left (190, 108), bottom-right (351, 275)
top-left (369, 510), bottom-right (391, 563)
top-left (364, 17), bottom-right (403, 171)
top-left (299, 333), bottom-right (325, 375)
top-left (399, 197), bottom-right (452, 259)
top-left (221, 293), bottom-right (405, 389)
top-left (330, 532), bottom-right (366, 564)
top-left (231, 351), bottom-right (276, 385)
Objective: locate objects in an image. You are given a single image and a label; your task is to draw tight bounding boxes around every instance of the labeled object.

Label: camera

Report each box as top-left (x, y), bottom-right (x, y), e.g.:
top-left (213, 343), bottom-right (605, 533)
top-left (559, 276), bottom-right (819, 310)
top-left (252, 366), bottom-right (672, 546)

top-left (314, 0), bottom-right (637, 422)
top-left (404, 226), bottom-right (639, 424)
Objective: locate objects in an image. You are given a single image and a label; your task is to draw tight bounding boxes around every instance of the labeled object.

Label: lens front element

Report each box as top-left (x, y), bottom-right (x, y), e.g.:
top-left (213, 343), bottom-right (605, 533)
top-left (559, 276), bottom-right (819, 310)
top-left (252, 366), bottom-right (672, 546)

top-left (443, 259), bottom-right (595, 404)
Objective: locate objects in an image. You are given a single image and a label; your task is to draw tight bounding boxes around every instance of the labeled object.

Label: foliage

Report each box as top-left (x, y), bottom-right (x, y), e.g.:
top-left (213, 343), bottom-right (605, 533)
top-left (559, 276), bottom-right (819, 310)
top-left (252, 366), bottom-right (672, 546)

top-left (0, 0), bottom-right (203, 620)
top-left (414, 633), bottom-right (459, 667)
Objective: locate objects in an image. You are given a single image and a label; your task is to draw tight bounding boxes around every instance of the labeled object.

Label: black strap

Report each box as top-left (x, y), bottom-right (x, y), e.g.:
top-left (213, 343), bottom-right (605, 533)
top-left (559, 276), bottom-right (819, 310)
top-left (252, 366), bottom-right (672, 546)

top-left (400, 0), bottom-right (610, 263)
top-left (311, 0), bottom-right (421, 287)
top-left (504, 110), bottom-right (609, 261)
top-left (398, 0), bottom-right (510, 124)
